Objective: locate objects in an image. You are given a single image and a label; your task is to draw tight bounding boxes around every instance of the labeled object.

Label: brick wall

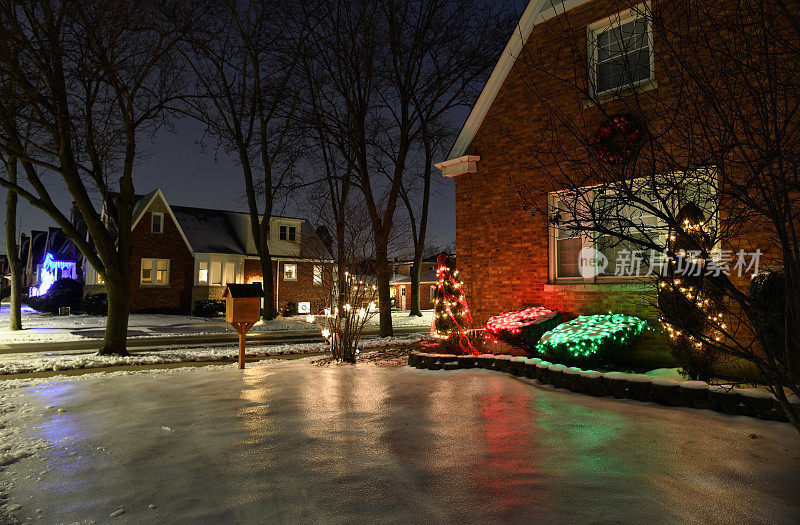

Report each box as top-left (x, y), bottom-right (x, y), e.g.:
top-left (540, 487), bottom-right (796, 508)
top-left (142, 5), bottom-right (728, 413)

top-left (129, 200), bottom-right (194, 314)
top-left (452, 0), bottom-right (723, 367)
top-left (244, 259), bottom-right (332, 313)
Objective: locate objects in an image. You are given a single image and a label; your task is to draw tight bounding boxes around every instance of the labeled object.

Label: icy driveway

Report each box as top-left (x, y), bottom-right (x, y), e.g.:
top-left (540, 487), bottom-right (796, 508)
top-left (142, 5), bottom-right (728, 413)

top-left (3, 361), bottom-right (800, 524)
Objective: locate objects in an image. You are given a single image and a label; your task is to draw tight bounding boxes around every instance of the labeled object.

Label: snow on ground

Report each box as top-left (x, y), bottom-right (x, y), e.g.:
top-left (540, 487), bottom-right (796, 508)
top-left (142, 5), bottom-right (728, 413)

top-left (0, 335), bottom-right (426, 376)
top-left (1, 359), bottom-right (799, 523)
top-left (0, 305), bottom-right (433, 345)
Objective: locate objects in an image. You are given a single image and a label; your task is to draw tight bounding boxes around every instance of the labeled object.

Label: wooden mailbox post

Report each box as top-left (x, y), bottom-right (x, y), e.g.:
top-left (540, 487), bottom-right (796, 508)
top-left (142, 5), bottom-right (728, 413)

top-left (224, 284), bottom-right (264, 369)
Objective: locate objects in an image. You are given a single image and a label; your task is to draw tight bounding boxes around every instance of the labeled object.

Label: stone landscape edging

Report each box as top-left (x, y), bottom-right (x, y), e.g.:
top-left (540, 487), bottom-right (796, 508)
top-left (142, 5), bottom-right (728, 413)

top-left (407, 352), bottom-right (794, 422)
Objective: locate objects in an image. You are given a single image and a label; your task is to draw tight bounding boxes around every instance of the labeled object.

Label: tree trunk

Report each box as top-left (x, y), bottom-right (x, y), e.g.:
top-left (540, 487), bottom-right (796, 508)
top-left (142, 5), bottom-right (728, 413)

top-left (375, 241), bottom-right (393, 337)
top-left (261, 253), bottom-right (276, 319)
top-left (4, 159), bottom-right (21, 330)
top-left (408, 261), bottom-right (423, 317)
top-left (99, 274), bottom-right (131, 356)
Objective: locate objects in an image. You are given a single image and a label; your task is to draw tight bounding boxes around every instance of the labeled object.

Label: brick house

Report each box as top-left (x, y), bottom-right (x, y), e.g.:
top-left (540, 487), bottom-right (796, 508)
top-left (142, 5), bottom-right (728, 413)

top-left (393, 270), bottom-right (438, 311)
top-left (83, 189), bottom-right (333, 315)
top-left (435, 0), bottom-right (775, 367)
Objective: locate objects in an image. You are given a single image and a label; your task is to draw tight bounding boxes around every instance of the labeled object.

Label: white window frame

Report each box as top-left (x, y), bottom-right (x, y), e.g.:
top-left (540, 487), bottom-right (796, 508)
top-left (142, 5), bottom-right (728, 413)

top-left (151, 212), bottom-right (164, 234)
top-left (587, 4), bottom-right (654, 98)
top-left (283, 263), bottom-right (297, 281)
top-left (140, 258), bottom-right (170, 286)
top-left (313, 264), bottom-right (322, 285)
top-left (429, 285), bottom-right (436, 302)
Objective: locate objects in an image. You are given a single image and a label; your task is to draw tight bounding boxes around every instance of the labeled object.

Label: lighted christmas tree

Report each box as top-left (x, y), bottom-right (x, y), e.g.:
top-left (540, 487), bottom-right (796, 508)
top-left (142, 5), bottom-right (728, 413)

top-left (432, 254), bottom-right (477, 355)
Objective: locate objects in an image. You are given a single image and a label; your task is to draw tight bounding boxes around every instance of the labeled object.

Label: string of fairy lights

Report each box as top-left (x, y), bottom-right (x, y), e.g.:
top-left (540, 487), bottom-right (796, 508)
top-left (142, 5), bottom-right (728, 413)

top-left (432, 253), bottom-right (478, 355)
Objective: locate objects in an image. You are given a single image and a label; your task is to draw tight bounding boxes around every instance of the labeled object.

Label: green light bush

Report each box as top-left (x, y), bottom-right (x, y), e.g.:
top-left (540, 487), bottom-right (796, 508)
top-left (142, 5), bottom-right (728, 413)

top-left (536, 313), bottom-right (647, 363)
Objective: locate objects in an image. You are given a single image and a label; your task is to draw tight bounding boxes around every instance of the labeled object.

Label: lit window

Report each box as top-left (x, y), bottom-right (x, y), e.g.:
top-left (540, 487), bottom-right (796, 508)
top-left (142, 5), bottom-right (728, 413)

top-left (548, 172), bottom-right (715, 281)
top-left (284, 263), bottom-right (297, 281)
top-left (588, 8), bottom-right (653, 96)
top-left (151, 212), bottom-right (164, 234)
top-left (224, 262), bottom-right (235, 284)
top-left (140, 258), bottom-right (169, 285)
top-left (198, 261), bottom-right (208, 284)
top-left (210, 261), bottom-right (222, 285)
top-left (313, 264), bottom-right (322, 285)
top-left (156, 260), bottom-right (168, 284)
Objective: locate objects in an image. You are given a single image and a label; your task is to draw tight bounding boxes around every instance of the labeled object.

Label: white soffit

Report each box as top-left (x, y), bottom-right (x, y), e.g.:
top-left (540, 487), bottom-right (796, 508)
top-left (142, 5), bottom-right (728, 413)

top-left (434, 156), bottom-right (480, 178)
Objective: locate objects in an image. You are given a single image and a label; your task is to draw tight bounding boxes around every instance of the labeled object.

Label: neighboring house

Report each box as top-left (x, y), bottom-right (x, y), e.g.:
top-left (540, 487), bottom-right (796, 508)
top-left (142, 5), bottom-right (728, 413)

top-left (83, 189), bottom-right (333, 315)
top-left (434, 0), bottom-right (762, 366)
top-left (391, 253), bottom-right (451, 311)
top-left (393, 270), bottom-right (438, 311)
top-left (25, 227), bottom-right (80, 297)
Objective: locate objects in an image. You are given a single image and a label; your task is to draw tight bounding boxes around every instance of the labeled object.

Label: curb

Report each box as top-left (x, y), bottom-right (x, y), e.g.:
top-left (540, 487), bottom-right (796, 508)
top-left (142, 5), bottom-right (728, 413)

top-left (408, 352), bottom-right (796, 423)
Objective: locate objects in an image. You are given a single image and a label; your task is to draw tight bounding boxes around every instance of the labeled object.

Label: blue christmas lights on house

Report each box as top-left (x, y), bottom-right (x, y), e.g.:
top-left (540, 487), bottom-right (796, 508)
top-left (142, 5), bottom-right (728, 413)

top-left (29, 253), bottom-right (76, 297)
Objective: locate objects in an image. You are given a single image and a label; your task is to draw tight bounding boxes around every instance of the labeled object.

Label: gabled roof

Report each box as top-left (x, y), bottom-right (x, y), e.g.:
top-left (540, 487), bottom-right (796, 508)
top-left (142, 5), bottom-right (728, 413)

top-left (129, 189), bottom-right (194, 254)
top-left (446, 0), bottom-right (589, 161)
top-left (171, 205), bottom-right (245, 255)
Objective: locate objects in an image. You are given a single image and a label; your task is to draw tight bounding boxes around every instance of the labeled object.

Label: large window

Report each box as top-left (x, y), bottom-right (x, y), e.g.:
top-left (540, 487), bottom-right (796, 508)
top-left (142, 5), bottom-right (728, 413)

top-left (548, 171), bottom-right (716, 282)
top-left (588, 6), bottom-right (653, 96)
top-left (313, 264), bottom-right (322, 285)
top-left (140, 258), bottom-right (169, 285)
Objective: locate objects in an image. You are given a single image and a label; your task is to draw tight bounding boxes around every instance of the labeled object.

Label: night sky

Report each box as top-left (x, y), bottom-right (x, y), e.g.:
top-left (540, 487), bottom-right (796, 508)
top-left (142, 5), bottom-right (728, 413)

top-left (0, 0), bottom-right (529, 257)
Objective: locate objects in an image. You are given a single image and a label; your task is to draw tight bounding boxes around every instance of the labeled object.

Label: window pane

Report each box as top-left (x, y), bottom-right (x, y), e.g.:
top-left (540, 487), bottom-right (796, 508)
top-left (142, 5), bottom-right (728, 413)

top-left (280, 226), bottom-right (287, 240)
top-left (313, 265), bottom-right (322, 285)
top-left (152, 214), bottom-right (162, 233)
top-left (211, 261), bottom-right (222, 285)
top-left (198, 262), bottom-right (208, 284)
top-left (288, 227), bottom-right (296, 241)
top-left (141, 260), bottom-right (152, 284)
top-left (557, 238), bottom-right (582, 278)
top-left (224, 262), bottom-right (235, 284)
top-left (594, 16), bottom-right (651, 93)
top-left (284, 264), bottom-right (297, 280)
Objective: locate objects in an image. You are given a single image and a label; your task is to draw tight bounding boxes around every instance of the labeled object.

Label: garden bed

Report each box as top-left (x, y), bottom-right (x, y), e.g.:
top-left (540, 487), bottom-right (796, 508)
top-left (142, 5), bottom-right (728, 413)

top-left (408, 352), bottom-right (797, 422)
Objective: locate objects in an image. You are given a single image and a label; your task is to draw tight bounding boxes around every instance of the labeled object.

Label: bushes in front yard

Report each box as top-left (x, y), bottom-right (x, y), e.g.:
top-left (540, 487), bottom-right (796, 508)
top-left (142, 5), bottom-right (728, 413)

top-left (27, 278), bottom-right (83, 313)
top-left (536, 313), bottom-right (647, 363)
top-left (82, 293), bottom-right (108, 316)
top-left (194, 299), bottom-right (226, 318)
top-left (283, 301), bottom-right (298, 317)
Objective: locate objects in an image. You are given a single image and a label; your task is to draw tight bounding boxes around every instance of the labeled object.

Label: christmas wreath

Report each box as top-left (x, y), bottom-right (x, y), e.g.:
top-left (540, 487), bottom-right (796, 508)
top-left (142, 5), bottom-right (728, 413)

top-left (592, 115), bottom-right (644, 164)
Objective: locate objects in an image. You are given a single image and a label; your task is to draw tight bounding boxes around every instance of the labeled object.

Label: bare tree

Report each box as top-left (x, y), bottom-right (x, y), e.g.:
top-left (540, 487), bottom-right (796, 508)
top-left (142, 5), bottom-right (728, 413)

top-left (397, 0), bottom-right (511, 317)
top-left (1, 156), bottom-right (21, 331)
top-left (176, 1), bottom-right (305, 319)
top-left (508, 0), bottom-right (800, 429)
top-left (301, 0), bottom-right (510, 336)
top-left (0, 0), bottom-right (185, 354)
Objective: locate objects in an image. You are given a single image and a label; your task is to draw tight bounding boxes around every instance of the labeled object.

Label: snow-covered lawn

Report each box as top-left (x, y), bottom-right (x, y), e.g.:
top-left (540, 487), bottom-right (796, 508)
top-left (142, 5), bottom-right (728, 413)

top-left (1, 360), bottom-right (798, 523)
top-left (0, 305), bottom-right (432, 345)
top-left (0, 335), bottom-right (426, 376)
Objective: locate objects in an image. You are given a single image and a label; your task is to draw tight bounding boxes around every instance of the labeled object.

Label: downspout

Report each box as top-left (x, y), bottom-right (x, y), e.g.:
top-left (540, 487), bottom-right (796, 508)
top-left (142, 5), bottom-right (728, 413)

top-left (275, 259), bottom-right (280, 314)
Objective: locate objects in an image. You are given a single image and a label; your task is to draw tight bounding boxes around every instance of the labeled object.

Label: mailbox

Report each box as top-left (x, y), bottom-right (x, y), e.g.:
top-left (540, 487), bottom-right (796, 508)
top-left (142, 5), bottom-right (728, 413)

top-left (223, 284), bottom-right (264, 369)
top-left (224, 283), bottom-right (263, 324)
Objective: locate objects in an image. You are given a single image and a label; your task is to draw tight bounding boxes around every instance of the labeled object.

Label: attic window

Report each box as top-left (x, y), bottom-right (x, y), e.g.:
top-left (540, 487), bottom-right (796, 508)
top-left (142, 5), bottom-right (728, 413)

top-left (280, 225), bottom-right (297, 241)
top-left (151, 212), bottom-right (164, 234)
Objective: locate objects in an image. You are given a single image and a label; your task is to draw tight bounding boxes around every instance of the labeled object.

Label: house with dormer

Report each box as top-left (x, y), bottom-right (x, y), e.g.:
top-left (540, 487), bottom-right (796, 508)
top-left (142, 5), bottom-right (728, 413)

top-left (83, 189), bottom-right (333, 315)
